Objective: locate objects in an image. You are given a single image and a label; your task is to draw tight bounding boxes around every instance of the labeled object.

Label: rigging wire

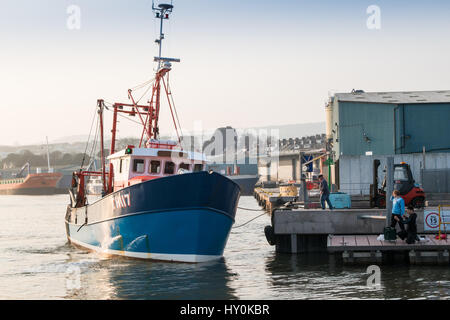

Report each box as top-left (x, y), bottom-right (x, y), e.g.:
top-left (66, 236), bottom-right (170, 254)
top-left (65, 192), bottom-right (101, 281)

top-left (130, 77), bottom-right (156, 91)
top-left (80, 105), bottom-right (98, 170)
top-left (166, 73), bottom-right (184, 139)
top-left (104, 106), bottom-right (144, 126)
top-left (136, 83), bottom-right (154, 105)
top-left (87, 116), bottom-right (100, 167)
top-left (161, 77), bottom-right (181, 144)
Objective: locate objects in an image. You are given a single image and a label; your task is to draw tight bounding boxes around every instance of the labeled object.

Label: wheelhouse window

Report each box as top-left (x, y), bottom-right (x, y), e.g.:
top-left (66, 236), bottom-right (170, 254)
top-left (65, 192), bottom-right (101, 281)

top-left (164, 161), bottom-right (175, 175)
top-left (133, 159), bottom-right (145, 173)
top-left (179, 163), bottom-right (190, 171)
top-left (149, 160), bottom-right (161, 174)
top-left (193, 164), bottom-right (203, 172)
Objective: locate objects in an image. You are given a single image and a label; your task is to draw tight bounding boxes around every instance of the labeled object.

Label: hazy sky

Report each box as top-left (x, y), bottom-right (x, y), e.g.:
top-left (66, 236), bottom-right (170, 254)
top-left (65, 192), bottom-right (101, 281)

top-left (1, 0), bottom-right (450, 146)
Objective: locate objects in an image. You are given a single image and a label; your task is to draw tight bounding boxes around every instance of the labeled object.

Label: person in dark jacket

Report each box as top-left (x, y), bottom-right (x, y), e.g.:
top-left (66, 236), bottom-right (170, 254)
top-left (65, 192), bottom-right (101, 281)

top-left (402, 205), bottom-right (418, 244)
top-left (318, 175), bottom-right (333, 210)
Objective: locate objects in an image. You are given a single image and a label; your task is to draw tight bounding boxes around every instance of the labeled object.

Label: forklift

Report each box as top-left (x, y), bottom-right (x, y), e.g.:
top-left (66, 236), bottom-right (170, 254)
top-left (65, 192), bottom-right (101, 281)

top-left (370, 159), bottom-right (426, 209)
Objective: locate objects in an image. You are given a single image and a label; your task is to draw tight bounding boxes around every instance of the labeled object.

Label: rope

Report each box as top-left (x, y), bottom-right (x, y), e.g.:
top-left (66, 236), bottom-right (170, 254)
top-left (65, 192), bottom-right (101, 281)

top-left (233, 212), bottom-right (267, 229)
top-left (237, 206), bottom-right (265, 212)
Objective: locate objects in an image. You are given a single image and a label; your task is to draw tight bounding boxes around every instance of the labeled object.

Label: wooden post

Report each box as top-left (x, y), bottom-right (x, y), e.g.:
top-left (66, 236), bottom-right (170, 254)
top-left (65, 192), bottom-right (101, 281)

top-left (386, 157), bottom-right (394, 228)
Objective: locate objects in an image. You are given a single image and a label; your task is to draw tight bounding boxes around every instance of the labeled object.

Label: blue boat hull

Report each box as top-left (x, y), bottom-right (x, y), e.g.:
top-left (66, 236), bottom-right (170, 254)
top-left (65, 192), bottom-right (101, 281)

top-left (65, 171), bottom-right (241, 263)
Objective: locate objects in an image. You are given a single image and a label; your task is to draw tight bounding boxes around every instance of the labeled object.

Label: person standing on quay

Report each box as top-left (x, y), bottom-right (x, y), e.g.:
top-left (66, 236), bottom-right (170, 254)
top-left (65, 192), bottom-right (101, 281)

top-left (319, 174), bottom-right (333, 210)
top-left (390, 190), bottom-right (406, 234)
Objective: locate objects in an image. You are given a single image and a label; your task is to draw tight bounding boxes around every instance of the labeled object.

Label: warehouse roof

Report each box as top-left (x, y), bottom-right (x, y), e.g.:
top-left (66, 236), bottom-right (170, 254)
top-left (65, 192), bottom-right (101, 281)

top-left (335, 90), bottom-right (450, 104)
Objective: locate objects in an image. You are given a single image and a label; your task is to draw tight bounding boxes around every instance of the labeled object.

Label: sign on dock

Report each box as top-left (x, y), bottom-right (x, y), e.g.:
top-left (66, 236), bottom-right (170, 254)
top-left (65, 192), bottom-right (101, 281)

top-left (424, 207), bottom-right (450, 232)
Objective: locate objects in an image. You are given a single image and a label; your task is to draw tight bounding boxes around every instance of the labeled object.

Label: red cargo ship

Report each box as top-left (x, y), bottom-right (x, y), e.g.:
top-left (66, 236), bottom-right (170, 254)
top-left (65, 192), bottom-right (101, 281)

top-left (0, 162), bottom-right (63, 195)
top-left (0, 172), bottom-right (63, 195)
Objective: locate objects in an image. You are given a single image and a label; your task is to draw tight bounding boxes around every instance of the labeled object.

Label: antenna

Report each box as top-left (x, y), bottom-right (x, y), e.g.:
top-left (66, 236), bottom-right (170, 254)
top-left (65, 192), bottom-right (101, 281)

top-left (152, 1), bottom-right (179, 69)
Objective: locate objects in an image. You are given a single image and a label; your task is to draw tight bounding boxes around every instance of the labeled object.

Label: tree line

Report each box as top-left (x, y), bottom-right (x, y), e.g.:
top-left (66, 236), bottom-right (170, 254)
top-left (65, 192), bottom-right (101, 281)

top-left (1, 150), bottom-right (95, 169)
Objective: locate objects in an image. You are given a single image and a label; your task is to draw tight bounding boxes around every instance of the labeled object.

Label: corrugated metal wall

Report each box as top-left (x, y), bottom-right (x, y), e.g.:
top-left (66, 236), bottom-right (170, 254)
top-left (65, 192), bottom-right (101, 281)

top-left (422, 169), bottom-right (450, 193)
top-left (336, 102), bottom-right (396, 156)
top-left (334, 101), bottom-right (450, 158)
top-left (339, 153), bottom-right (450, 195)
top-left (401, 103), bottom-right (450, 153)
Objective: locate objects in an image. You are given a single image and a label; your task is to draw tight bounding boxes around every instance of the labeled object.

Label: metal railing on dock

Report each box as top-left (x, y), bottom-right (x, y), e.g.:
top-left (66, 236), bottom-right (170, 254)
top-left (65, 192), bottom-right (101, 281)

top-left (438, 205), bottom-right (450, 239)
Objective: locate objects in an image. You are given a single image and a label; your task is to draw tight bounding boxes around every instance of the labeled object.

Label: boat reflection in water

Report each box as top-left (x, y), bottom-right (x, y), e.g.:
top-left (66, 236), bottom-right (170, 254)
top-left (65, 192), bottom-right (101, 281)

top-left (64, 256), bottom-right (238, 300)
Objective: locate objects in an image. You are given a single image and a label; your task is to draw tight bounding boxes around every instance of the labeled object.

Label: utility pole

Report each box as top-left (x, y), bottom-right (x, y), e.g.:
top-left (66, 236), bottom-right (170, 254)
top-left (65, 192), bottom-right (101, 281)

top-left (299, 152), bottom-right (308, 207)
top-left (386, 157), bottom-right (394, 227)
top-left (46, 136), bottom-right (52, 173)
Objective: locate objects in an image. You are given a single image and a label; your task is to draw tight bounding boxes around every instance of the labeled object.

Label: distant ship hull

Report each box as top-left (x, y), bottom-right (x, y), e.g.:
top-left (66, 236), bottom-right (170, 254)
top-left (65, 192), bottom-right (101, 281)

top-left (65, 171), bottom-right (241, 263)
top-left (0, 173), bottom-right (63, 195)
top-left (205, 164), bottom-right (259, 196)
top-left (228, 175), bottom-right (259, 196)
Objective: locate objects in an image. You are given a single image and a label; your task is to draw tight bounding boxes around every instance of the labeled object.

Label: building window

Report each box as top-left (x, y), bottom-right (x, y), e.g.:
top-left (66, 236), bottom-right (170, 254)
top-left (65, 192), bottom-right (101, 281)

top-left (119, 159), bottom-right (123, 173)
top-left (179, 163), bottom-right (190, 171)
top-left (149, 160), bottom-right (161, 174)
top-left (133, 159), bottom-right (145, 173)
top-left (164, 162), bottom-right (175, 175)
top-left (193, 164), bottom-right (203, 172)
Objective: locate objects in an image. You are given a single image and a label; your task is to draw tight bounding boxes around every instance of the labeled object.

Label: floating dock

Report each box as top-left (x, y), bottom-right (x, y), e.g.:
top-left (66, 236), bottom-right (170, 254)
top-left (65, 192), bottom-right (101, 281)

top-left (253, 187), bottom-right (299, 212)
top-left (328, 235), bottom-right (450, 265)
top-left (254, 187), bottom-right (372, 213)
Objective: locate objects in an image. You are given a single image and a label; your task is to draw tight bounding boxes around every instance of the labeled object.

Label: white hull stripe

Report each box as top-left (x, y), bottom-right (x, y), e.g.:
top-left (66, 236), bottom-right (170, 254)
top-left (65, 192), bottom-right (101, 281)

top-left (68, 236), bottom-right (222, 263)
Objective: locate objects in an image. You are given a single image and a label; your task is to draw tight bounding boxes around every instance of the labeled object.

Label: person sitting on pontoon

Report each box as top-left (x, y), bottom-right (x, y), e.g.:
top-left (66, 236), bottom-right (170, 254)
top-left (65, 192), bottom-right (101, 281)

top-left (402, 205), bottom-right (418, 244)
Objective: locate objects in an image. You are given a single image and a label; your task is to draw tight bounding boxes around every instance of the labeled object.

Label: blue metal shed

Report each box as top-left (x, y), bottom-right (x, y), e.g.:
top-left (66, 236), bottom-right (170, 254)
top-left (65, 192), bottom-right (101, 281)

top-left (329, 90), bottom-right (450, 159)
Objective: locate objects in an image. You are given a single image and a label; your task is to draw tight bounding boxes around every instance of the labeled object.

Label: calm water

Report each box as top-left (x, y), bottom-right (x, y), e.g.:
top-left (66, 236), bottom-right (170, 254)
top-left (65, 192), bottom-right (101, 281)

top-left (1, 195), bottom-right (450, 300)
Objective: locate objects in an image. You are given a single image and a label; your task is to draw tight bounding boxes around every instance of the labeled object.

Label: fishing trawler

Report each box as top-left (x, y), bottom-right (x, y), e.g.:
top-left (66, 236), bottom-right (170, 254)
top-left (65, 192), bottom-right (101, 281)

top-left (65, 2), bottom-right (241, 263)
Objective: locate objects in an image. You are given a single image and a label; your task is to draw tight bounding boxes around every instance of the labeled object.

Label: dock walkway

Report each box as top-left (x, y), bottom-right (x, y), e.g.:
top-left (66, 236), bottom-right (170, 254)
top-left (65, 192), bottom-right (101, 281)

top-left (254, 187), bottom-right (298, 212)
top-left (328, 235), bottom-right (450, 265)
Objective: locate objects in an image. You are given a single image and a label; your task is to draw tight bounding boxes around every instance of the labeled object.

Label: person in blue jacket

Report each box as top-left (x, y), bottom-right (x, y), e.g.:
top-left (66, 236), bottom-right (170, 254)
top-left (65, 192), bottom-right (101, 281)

top-left (390, 190), bottom-right (406, 233)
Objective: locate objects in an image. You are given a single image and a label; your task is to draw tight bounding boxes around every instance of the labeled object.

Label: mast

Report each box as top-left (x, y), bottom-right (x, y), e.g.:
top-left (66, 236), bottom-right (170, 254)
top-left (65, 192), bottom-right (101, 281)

top-left (152, 1), bottom-right (176, 69)
top-left (97, 100), bottom-right (107, 195)
top-left (46, 136), bottom-right (51, 173)
top-left (149, 1), bottom-right (180, 143)
top-left (93, 1), bottom-right (184, 196)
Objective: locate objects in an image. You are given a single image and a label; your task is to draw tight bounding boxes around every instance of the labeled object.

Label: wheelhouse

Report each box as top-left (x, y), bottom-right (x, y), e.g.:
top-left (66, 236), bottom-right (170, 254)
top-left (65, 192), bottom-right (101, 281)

top-left (108, 145), bottom-right (207, 192)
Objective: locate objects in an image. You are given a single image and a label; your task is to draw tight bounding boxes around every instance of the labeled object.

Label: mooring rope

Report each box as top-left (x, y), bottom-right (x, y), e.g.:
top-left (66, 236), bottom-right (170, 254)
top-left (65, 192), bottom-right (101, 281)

top-left (237, 207), bottom-right (264, 212)
top-left (233, 208), bottom-right (267, 229)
